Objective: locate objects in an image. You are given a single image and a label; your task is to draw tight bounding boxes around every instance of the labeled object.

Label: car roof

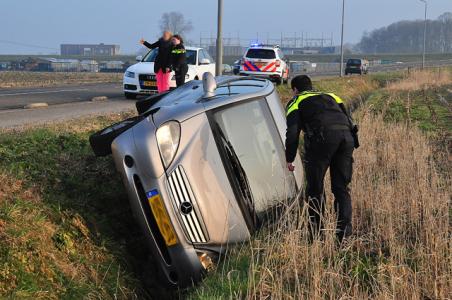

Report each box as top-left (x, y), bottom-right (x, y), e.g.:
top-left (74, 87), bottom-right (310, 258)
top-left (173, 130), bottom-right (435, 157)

top-left (150, 76), bottom-right (275, 126)
top-left (185, 46), bottom-right (202, 51)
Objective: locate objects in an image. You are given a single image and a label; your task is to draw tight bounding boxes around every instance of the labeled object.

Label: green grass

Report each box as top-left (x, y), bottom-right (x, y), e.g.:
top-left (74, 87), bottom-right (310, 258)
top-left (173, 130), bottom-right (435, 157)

top-left (366, 85), bottom-right (452, 134)
top-left (0, 114), bottom-right (157, 299)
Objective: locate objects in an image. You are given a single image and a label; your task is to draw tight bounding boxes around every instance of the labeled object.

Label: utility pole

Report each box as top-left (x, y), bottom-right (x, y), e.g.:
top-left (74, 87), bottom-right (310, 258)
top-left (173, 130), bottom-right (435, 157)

top-left (215, 0), bottom-right (223, 76)
top-left (420, 0), bottom-right (427, 69)
top-left (339, 0), bottom-right (346, 77)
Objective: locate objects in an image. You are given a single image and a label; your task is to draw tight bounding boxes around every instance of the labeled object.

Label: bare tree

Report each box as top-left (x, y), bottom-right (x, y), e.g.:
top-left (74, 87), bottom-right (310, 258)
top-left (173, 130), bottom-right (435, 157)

top-left (159, 12), bottom-right (193, 36)
top-left (357, 13), bottom-right (452, 54)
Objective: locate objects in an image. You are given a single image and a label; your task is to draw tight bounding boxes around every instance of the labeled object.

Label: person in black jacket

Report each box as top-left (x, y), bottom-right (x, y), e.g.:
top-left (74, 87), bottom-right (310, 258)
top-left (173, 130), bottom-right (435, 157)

top-left (170, 35), bottom-right (188, 87)
top-left (285, 75), bottom-right (359, 242)
top-left (140, 31), bottom-right (173, 93)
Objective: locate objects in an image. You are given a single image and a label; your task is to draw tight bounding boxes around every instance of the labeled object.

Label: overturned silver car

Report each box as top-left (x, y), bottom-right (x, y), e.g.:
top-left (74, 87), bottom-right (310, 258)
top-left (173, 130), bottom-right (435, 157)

top-left (89, 74), bottom-right (303, 287)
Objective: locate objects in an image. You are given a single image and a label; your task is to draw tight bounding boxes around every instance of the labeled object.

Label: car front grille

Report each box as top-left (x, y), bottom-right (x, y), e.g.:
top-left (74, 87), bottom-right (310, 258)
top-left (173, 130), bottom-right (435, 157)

top-left (138, 73), bottom-right (157, 91)
top-left (167, 166), bottom-right (208, 243)
top-left (139, 74), bottom-right (156, 81)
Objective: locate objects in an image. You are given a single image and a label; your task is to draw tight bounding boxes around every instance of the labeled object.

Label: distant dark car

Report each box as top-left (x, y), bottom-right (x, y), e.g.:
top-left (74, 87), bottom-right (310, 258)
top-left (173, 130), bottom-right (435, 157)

top-left (345, 58), bottom-right (369, 75)
top-left (233, 59), bottom-right (241, 75)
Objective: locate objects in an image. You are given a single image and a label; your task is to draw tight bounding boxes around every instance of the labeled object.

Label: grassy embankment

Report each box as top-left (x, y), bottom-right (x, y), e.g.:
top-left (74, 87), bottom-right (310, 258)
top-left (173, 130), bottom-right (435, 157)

top-left (0, 72), bottom-right (122, 89)
top-left (0, 69), bottom-right (450, 298)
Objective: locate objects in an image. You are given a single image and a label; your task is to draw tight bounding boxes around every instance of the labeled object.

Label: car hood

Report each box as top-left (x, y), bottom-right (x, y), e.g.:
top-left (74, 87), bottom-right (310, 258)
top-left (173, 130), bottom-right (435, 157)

top-left (126, 62), bottom-right (196, 76)
top-left (127, 62), bottom-right (155, 74)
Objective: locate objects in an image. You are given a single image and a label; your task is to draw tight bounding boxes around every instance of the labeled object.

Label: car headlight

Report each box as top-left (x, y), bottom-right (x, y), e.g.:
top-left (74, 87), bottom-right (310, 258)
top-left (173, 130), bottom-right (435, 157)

top-left (125, 71), bottom-right (135, 78)
top-left (156, 121), bottom-right (180, 168)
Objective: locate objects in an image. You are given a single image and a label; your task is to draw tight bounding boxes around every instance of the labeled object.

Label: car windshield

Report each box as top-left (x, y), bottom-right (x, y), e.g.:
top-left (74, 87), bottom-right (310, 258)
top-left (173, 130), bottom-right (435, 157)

top-left (347, 59), bottom-right (362, 66)
top-left (142, 48), bottom-right (197, 65)
top-left (245, 49), bottom-right (276, 59)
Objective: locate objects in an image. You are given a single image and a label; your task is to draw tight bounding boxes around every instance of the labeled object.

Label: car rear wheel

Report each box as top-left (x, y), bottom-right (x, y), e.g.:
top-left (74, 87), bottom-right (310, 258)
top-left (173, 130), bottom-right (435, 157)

top-left (89, 116), bottom-right (143, 156)
top-left (125, 92), bottom-right (137, 100)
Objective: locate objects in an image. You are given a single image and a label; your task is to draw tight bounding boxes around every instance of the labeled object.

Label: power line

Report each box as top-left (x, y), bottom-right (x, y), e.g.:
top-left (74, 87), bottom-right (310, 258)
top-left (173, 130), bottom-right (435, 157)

top-left (0, 40), bottom-right (58, 51)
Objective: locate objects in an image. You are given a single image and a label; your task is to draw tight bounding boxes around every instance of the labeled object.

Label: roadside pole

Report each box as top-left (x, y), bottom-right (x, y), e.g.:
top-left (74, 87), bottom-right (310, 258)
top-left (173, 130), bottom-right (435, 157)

top-left (420, 0), bottom-right (427, 69)
top-left (339, 0), bottom-right (345, 77)
top-left (216, 0), bottom-right (223, 76)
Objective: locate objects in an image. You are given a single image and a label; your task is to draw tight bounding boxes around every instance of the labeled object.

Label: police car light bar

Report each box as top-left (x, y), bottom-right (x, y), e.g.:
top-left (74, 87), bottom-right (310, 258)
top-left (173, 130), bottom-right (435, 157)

top-left (250, 42), bottom-right (280, 48)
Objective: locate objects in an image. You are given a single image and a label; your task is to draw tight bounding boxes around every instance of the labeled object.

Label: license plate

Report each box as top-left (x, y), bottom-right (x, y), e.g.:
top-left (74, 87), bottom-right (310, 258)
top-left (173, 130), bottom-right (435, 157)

top-left (255, 62), bottom-right (266, 67)
top-left (143, 81), bottom-right (157, 87)
top-left (146, 190), bottom-right (178, 246)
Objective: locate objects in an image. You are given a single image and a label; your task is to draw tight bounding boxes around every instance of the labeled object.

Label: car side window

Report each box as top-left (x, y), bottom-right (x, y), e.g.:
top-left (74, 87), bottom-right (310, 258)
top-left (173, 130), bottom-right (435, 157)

top-left (202, 50), bottom-right (214, 63)
top-left (198, 50), bottom-right (206, 64)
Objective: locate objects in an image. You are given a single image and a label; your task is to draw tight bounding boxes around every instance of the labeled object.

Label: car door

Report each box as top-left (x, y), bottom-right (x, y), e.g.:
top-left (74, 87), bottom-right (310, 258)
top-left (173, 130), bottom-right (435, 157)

top-left (209, 98), bottom-right (297, 230)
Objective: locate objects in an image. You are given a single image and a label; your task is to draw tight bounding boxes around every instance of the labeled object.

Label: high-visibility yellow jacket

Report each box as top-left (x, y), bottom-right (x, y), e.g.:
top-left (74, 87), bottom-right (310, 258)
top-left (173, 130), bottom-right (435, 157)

top-left (285, 91), bottom-right (350, 162)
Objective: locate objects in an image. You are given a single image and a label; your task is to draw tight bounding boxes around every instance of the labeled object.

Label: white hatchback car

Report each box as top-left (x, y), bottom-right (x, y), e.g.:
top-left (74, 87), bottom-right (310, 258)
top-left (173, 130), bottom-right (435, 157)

top-left (123, 47), bottom-right (216, 99)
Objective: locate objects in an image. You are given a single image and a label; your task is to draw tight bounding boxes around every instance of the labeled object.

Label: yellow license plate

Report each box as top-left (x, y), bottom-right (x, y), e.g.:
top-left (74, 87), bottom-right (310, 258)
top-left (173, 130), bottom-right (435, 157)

top-left (255, 62), bottom-right (266, 67)
top-left (143, 81), bottom-right (157, 87)
top-left (147, 190), bottom-right (178, 246)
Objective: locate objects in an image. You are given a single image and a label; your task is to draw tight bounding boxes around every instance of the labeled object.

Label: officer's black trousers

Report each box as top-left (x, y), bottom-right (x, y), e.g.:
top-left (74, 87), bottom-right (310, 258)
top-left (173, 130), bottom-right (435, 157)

top-left (303, 129), bottom-right (354, 241)
top-left (175, 64), bottom-right (188, 87)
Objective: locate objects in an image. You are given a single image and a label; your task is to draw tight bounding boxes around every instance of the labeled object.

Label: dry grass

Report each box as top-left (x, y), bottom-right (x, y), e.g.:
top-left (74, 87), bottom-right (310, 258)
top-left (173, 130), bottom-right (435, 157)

top-left (0, 71), bottom-right (122, 88)
top-left (278, 75), bottom-right (379, 111)
top-left (387, 68), bottom-right (452, 91)
top-left (193, 108), bottom-right (451, 299)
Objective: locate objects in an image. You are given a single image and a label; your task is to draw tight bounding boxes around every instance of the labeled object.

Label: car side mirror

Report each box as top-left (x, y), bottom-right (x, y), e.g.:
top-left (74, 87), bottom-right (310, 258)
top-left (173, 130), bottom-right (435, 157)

top-left (136, 55), bottom-right (143, 62)
top-left (199, 58), bottom-right (210, 65)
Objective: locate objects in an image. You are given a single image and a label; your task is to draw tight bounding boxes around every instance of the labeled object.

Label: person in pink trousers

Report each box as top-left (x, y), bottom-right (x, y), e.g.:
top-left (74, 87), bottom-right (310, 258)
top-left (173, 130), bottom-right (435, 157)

top-left (140, 31), bottom-right (173, 93)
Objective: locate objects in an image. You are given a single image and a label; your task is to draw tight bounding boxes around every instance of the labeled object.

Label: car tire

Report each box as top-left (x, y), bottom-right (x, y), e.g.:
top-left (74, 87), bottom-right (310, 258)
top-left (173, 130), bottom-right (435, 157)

top-left (125, 92), bottom-right (137, 100)
top-left (89, 116), bottom-right (143, 156)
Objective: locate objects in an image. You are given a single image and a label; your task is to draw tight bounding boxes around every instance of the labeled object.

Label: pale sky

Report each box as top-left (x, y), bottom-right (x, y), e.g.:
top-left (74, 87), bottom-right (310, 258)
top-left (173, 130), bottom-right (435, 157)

top-left (0, 0), bottom-right (451, 54)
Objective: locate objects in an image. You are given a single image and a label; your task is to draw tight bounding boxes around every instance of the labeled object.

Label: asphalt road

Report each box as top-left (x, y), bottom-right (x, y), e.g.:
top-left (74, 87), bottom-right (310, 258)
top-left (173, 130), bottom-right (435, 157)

top-left (0, 82), bottom-right (124, 110)
top-left (0, 100), bottom-right (135, 129)
top-left (0, 82), bottom-right (137, 128)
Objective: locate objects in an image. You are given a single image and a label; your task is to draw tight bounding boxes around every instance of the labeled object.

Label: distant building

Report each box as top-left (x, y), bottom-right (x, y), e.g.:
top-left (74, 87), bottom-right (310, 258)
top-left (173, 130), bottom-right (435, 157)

top-left (42, 58), bottom-right (80, 72)
top-left (60, 43), bottom-right (120, 56)
top-left (80, 60), bottom-right (99, 72)
top-left (0, 62), bottom-right (11, 70)
top-left (99, 61), bottom-right (125, 72)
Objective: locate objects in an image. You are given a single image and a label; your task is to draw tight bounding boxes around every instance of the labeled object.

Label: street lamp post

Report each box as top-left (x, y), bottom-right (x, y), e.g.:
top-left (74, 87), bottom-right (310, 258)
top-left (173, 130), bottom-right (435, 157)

top-left (420, 0), bottom-right (427, 69)
top-left (339, 0), bottom-right (345, 77)
top-left (215, 0), bottom-right (223, 76)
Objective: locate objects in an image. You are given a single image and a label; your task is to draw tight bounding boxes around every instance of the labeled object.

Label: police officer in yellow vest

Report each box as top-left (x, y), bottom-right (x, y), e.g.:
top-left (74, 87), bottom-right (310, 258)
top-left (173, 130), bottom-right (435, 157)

top-left (285, 75), bottom-right (359, 241)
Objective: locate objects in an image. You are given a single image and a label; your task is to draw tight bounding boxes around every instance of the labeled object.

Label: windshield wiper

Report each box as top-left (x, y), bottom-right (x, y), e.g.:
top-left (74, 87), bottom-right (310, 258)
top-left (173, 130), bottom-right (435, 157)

top-left (215, 123), bottom-right (256, 226)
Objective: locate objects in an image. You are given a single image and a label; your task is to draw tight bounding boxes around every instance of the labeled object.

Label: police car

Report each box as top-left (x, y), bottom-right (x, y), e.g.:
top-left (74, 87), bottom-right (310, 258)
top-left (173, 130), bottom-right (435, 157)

top-left (239, 44), bottom-right (290, 84)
